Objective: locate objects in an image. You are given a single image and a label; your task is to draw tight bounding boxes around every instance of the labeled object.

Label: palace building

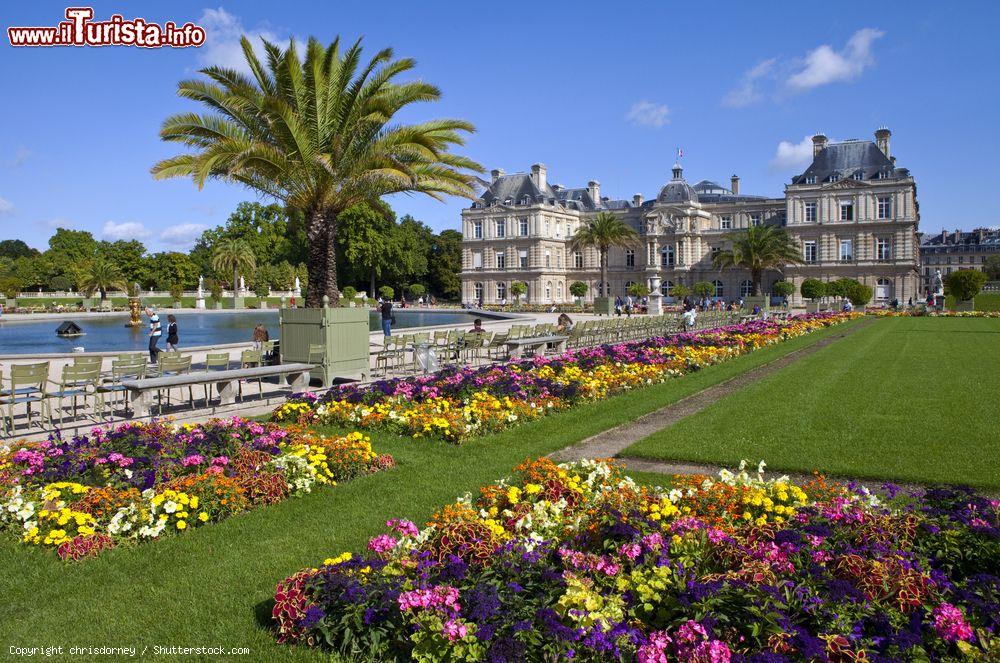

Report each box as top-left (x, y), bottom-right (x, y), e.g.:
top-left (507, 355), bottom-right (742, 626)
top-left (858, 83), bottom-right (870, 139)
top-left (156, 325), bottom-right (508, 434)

top-left (460, 127), bottom-right (921, 307)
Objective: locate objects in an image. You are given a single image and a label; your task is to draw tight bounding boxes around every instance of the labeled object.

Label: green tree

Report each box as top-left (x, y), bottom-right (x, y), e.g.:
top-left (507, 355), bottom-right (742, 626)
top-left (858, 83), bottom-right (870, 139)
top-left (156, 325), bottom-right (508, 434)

top-left (0, 276), bottom-right (23, 299)
top-left (800, 278), bottom-right (826, 300)
top-left (48, 275), bottom-right (73, 291)
top-left (193, 202), bottom-right (299, 272)
top-left (670, 284), bottom-right (692, 299)
top-left (983, 255), bottom-right (1000, 281)
top-left (845, 282), bottom-right (873, 307)
top-left (772, 281), bottom-right (795, 298)
top-left (211, 239), bottom-right (257, 302)
top-left (152, 36), bottom-right (481, 307)
top-left (569, 281), bottom-right (588, 304)
top-left (146, 252), bottom-right (200, 290)
top-left (509, 281), bottom-right (527, 304)
top-left (386, 215), bottom-right (434, 290)
top-left (80, 257), bottom-right (127, 301)
top-left (379, 285), bottom-right (395, 300)
top-left (408, 283), bottom-right (426, 300)
top-left (712, 225), bottom-right (803, 296)
top-left (627, 282), bottom-right (650, 297)
top-left (945, 269), bottom-right (988, 302)
top-left (341, 286), bottom-right (358, 304)
top-left (570, 212), bottom-right (637, 298)
top-left (97, 239), bottom-right (149, 286)
top-left (336, 201), bottom-right (397, 295)
top-left (0, 239), bottom-right (39, 260)
top-left (692, 281), bottom-right (714, 298)
top-left (428, 229), bottom-right (462, 300)
top-left (826, 278), bottom-right (856, 299)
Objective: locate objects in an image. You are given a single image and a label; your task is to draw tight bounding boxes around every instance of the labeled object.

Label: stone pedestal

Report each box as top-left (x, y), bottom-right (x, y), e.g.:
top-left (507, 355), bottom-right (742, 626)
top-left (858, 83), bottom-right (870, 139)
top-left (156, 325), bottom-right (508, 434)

top-left (195, 297), bottom-right (206, 309)
top-left (647, 276), bottom-right (662, 315)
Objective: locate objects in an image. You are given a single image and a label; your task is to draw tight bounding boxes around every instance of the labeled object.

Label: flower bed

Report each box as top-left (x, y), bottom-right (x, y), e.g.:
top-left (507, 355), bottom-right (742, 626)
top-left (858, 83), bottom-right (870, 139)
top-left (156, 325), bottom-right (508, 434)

top-left (0, 418), bottom-right (394, 560)
top-left (274, 458), bottom-right (1000, 661)
top-left (273, 312), bottom-right (856, 443)
top-left (867, 309), bottom-right (1000, 318)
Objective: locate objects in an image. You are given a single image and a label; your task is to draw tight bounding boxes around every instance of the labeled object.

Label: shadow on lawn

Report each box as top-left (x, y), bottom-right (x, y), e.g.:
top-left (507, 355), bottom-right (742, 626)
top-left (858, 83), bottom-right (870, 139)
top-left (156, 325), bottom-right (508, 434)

top-left (254, 597), bottom-right (276, 632)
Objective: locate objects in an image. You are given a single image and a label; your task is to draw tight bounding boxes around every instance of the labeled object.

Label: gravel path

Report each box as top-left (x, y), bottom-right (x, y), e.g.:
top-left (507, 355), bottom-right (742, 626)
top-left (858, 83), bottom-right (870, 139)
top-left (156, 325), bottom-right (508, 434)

top-left (550, 318), bottom-right (874, 464)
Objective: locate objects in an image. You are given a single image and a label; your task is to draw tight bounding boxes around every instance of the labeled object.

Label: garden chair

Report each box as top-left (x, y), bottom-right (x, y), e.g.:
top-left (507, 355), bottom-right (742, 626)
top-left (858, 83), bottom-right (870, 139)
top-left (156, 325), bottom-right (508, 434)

top-left (48, 364), bottom-right (102, 425)
top-left (238, 349), bottom-right (263, 401)
top-left (1, 362), bottom-right (51, 433)
top-left (487, 332), bottom-right (509, 360)
top-left (375, 337), bottom-right (404, 377)
top-left (72, 356), bottom-right (104, 370)
top-left (97, 357), bottom-right (145, 417)
top-left (202, 352), bottom-right (231, 404)
top-left (155, 355), bottom-right (193, 414)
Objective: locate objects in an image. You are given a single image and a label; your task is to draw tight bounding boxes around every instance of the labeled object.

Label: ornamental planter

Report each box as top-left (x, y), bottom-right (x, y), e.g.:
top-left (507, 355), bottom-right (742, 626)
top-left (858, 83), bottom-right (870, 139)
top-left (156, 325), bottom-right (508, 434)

top-left (279, 305), bottom-right (370, 387)
top-left (593, 297), bottom-right (615, 316)
top-left (952, 299), bottom-right (975, 312)
top-left (232, 296), bottom-right (245, 309)
top-left (5, 298), bottom-right (17, 309)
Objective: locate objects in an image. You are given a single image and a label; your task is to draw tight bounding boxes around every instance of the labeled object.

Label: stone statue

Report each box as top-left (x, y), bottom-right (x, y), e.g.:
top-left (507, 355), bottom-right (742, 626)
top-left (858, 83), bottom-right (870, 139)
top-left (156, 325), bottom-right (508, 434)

top-left (294, 276), bottom-right (301, 292)
top-left (239, 275), bottom-right (245, 293)
top-left (932, 269), bottom-right (944, 297)
top-left (197, 275), bottom-right (204, 298)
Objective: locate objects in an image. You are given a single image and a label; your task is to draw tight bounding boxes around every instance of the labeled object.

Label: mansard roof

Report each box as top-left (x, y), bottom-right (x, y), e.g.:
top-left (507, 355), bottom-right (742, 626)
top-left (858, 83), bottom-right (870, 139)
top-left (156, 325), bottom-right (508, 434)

top-left (691, 179), bottom-right (769, 203)
top-left (478, 173), bottom-right (556, 206)
top-left (792, 140), bottom-right (906, 184)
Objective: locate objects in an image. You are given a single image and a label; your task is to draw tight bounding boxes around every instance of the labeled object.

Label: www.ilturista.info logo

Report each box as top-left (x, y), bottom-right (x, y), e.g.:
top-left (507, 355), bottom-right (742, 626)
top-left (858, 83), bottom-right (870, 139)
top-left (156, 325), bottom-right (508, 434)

top-left (8, 7), bottom-right (206, 48)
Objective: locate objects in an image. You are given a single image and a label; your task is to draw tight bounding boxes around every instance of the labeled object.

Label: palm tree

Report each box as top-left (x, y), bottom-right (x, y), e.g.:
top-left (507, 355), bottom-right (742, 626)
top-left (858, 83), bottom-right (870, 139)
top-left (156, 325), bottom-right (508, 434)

top-left (152, 36), bottom-right (481, 307)
top-left (570, 212), bottom-right (637, 299)
top-left (712, 225), bottom-right (804, 296)
top-left (211, 239), bottom-right (257, 302)
top-left (80, 258), bottom-right (127, 301)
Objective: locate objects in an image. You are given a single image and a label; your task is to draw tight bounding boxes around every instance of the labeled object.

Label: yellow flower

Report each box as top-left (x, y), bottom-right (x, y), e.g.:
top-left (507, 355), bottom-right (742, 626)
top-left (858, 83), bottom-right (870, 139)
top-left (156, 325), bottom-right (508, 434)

top-left (176, 520), bottom-right (187, 530)
top-left (198, 512), bottom-right (209, 522)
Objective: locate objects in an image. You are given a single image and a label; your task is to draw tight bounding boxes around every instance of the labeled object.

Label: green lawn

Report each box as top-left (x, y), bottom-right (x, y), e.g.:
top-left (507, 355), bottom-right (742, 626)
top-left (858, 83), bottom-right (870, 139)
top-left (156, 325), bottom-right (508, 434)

top-left (0, 320), bottom-right (857, 659)
top-left (625, 316), bottom-right (1000, 490)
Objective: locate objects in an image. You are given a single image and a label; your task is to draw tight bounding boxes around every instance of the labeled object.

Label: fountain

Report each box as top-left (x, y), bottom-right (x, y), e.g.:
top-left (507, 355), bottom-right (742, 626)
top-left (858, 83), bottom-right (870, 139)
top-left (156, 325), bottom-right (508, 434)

top-left (126, 282), bottom-right (142, 327)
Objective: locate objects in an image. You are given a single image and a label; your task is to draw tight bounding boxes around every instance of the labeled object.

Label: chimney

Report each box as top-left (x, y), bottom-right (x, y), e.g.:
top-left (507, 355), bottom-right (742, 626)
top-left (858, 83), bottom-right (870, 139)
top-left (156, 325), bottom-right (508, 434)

top-left (954, 229), bottom-right (962, 244)
top-left (875, 126), bottom-right (891, 158)
top-left (530, 163), bottom-right (547, 191)
top-left (812, 134), bottom-right (828, 157)
top-left (633, 193), bottom-right (643, 207)
top-left (587, 180), bottom-right (600, 204)
top-left (979, 228), bottom-right (986, 243)
top-left (941, 229), bottom-right (949, 244)
top-left (490, 168), bottom-right (504, 184)
top-left (730, 174), bottom-right (740, 195)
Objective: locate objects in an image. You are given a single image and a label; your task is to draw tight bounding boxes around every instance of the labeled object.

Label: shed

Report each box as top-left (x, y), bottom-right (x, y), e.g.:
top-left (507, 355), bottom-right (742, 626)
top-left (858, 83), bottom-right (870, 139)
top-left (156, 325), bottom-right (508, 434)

top-left (56, 321), bottom-right (84, 336)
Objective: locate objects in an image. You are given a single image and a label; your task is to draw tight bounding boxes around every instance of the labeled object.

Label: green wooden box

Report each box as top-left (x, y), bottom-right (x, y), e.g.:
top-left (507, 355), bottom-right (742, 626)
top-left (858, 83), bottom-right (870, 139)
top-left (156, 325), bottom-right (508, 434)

top-left (279, 306), bottom-right (370, 387)
top-left (592, 297), bottom-right (615, 316)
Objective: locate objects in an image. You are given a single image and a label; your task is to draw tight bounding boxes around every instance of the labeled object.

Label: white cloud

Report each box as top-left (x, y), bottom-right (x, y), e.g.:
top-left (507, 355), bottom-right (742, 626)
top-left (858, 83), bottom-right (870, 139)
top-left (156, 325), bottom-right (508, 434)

top-left (0, 196), bottom-right (12, 216)
top-left (37, 218), bottom-right (73, 230)
top-left (625, 101), bottom-right (670, 128)
top-left (787, 28), bottom-right (885, 90)
top-left (770, 135), bottom-right (818, 171)
top-left (197, 7), bottom-right (292, 73)
top-left (102, 221), bottom-right (151, 241)
top-left (723, 58), bottom-right (777, 108)
top-left (8, 147), bottom-right (31, 167)
top-left (159, 223), bottom-right (207, 248)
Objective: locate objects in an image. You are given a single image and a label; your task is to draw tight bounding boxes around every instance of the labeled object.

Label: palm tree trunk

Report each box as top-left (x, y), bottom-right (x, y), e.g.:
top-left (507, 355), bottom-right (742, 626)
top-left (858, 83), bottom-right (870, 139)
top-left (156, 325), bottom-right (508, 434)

top-left (305, 210), bottom-right (327, 308)
top-left (600, 249), bottom-right (608, 298)
top-left (751, 268), bottom-right (761, 296)
top-left (324, 214), bottom-right (340, 304)
top-left (370, 267), bottom-right (376, 301)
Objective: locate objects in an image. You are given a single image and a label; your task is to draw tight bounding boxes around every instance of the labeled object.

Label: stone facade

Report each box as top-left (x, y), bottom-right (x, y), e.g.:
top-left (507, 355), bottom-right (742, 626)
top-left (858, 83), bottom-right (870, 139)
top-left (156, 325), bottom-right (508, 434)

top-left (919, 228), bottom-right (1000, 293)
top-left (461, 128), bottom-right (921, 307)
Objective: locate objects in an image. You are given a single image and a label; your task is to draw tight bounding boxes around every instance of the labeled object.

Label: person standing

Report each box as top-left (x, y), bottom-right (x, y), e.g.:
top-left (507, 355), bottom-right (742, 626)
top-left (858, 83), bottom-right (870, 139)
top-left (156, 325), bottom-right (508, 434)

top-left (165, 314), bottom-right (179, 351)
top-left (380, 298), bottom-right (394, 337)
top-left (146, 307), bottom-right (162, 362)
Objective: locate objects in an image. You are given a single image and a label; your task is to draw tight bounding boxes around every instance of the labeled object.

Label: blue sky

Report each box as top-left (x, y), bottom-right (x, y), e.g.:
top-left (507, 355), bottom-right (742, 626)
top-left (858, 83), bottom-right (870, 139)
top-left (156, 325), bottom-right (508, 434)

top-left (1, 1), bottom-right (998, 252)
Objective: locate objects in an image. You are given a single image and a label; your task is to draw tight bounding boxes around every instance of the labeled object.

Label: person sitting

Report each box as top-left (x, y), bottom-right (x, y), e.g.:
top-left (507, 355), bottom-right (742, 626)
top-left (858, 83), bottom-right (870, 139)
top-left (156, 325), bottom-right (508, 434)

top-left (469, 318), bottom-right (484, 335)
top-left (556, 313), bottom-right (574, 333)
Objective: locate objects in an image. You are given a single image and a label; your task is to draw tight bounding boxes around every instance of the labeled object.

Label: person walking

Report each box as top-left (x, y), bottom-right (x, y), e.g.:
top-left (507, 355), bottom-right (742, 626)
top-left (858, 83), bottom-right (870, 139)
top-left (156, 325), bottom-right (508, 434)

top-left (165, 314), bottom-right (179, 351)
top-left (252, 324), bottom-right (269, 350)
top-left (145, 307), bottom-right (162, 362)
top-left (380, 298), bottom-right (394, 337)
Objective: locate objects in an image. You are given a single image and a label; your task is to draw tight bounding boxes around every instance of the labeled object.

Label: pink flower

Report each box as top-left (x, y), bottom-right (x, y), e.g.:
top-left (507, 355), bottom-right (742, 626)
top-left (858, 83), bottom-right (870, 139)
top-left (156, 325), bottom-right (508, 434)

top-left (441, 619), bottom-right (468, 641)
top-left (933, 602), bottom-right (974, 643)
top-left (398, 585), bottom-right (461, 614)
top-left (367, 534), bottom-right (398, 554)
top-left (637, 631), bottom-right (672, 663)
top-left (181, 454), bottom-right (204, 467)
top-left (210, 456), bottom-right (229, 466)
top-left (619, 543), bottom-right (641, 560)
top-left (386, 519), bottom-right (419, 537)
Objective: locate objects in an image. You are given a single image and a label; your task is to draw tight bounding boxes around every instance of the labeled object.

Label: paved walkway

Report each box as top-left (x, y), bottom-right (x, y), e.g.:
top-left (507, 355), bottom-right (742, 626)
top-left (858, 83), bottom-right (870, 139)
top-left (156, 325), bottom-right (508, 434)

top-left (550, 318), bottom-right (873, 464)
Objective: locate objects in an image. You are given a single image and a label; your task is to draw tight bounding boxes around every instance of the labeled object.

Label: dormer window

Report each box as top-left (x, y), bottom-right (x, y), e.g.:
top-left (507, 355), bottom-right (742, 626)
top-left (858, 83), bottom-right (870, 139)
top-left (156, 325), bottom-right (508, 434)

top-left (829, 173), bottom-right (840, 182)
top-left (503, 197), bottom-right (513, 206)
top-left (853, 171), bottom-right (864, 181)
top-left (804, 175), bottom-right (817, 184)
top-left (520, 195), bottom-right (530, 205)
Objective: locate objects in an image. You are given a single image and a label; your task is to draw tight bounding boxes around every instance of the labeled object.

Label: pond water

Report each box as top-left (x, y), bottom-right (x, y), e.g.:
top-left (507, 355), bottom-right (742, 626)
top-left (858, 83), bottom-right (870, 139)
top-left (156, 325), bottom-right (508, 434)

top-left (0, 309), bottom-right (492, 355)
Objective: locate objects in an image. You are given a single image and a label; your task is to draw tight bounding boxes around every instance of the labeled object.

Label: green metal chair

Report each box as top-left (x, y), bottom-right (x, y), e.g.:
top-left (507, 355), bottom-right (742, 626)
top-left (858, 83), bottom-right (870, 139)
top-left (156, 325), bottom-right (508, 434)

top-left (49, 364), bottom-right (103, 424)
top-left (98, 357), bottom-right (146, 417)
top-left (156, 355), bottom-right (193, 414)
top-left (1, 362), bottom-right (51, 433)
top-left (239, 349), bottom-right (263, 401)
top-left (202, 352), bottom-right (231, 404)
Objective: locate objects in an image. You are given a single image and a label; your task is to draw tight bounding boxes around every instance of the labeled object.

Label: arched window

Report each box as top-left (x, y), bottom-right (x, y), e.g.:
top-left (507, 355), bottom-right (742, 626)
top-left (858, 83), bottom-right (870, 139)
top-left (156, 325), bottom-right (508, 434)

top-left (740, 280), bottom-right (753, 297)
top-left (712, 279), bottom-right (724, 298)
top-left (545, 250), bottom-right (551, 268)
top-left (661, 246), bottom-right (674, 267)
top-left (474, 282), bottom-right (483, 302)
top-left (624, 280), bottom-right (636, 295)
top-left (496, 282), bottom-right (507, 301)
top-left (661, 280), bottom-right (673, 297)
top-left (875, 277), bottom-right (892, 301)
top-left (545, 281), bottom-right (552, 301)
top-left (557, 281), bottom-right (564, 302)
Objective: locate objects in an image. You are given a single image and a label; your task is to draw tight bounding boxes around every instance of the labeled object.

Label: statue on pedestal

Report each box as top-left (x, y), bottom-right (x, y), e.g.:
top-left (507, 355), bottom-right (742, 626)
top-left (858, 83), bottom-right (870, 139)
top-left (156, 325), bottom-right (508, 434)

top-left (239, 275), bottom-right (246, 294)
top-left (195, 275), bottom-right (206, 309)
top-left (932, 269), bottom-right (944, 297)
